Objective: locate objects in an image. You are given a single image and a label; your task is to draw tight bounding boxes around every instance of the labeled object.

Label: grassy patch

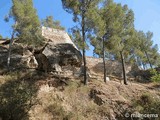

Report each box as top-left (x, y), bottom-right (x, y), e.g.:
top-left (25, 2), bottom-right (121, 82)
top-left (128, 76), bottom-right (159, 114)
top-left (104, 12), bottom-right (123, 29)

top-left (131, 93), bottom-right (160, 120)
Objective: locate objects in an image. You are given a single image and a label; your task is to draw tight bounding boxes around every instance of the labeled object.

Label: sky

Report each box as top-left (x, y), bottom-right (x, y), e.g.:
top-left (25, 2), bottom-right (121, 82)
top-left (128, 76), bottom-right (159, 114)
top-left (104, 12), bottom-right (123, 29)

top-left (0, 0), bottom-right (160, 56)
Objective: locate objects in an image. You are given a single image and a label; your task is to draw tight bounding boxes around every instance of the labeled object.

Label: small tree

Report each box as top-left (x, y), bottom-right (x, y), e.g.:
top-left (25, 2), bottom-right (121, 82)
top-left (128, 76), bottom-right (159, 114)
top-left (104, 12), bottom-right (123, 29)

top-left (11, 0), bottom-right (44, 46)
top-left (150, 69), bottom-right (160, 82)
top-left (5, 0), bottom-right (44, 68)
top-left (136, 31), bottom-right (155, 69)
top-left (7, 28), bottom-right (16, 68)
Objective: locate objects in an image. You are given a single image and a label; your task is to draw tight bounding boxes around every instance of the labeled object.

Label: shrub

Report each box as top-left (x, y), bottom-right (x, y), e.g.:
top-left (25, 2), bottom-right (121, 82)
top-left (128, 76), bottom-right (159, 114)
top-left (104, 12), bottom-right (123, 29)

top-left (132, 93), bottom-right (160, 120)
top-left (46, 103), bottom-right (73, 120)
top-left (150, 69), bottom-right (160, 82)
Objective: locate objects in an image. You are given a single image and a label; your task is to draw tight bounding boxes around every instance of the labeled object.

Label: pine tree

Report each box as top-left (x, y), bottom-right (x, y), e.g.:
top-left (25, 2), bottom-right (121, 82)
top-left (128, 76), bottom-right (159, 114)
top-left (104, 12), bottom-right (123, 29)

top-left (88, 0), bottom-right (116, 83)
top-left (90, 0), bottom-right (135, 84)
top-left (42, 16), bottom-right (65, 30)
top-left (136, 31), bottom-right (154, 69)
top-left (11, 0), bottom-right (43, 46)
top-left (104, 4), bottom-right (135, 85)
top-left (61, 0), bottom-right (102, 85)
top-left (5, 0), bottom-right (44, 68)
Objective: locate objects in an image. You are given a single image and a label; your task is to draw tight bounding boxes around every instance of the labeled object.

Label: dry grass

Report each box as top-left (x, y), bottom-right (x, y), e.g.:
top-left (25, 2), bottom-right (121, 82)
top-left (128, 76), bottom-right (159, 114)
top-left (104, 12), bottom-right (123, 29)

top-left (0, 66), bottom-right (159, 120)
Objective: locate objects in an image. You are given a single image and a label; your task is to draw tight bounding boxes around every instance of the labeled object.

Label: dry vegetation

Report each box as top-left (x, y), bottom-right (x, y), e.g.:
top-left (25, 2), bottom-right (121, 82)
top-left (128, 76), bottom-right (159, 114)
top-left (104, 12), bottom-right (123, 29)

top-left (0, 66), bottom-right (159, 120)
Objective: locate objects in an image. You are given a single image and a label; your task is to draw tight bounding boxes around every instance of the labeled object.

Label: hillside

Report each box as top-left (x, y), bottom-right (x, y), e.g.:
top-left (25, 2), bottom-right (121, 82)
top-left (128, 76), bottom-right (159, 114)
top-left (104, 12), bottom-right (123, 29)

top-left (0, 57), bottom-right (159, 120)
top-left (0, 32), bottom-right (160, 119)
top-left (1, 0), bottom-right (160, 120)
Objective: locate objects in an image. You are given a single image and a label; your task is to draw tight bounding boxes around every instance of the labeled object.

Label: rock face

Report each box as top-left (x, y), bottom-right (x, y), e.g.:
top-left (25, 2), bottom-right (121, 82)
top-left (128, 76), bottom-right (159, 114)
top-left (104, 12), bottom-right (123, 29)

top-left (22, 27), bottom-right (82, 71)
top-left (0, 44), bottom-right (24, 67)
top-left (43, 43), bottom-right (82, 71)
top-left (42, 26), bottom-right (78, 49)
top-left (42, 26), bottom-right (82, 71)
top-left (0, 27), bottom-right (82, 72)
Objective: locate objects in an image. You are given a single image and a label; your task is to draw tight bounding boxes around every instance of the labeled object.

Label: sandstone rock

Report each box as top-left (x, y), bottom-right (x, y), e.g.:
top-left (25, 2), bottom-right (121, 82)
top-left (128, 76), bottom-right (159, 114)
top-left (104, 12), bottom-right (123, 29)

top-left (0, 27), bottom-right (82, 71)
top-left (42, 26), bottom-right (82, 70)
top-left (43, 43), bottom-right (82, 69)
top-left (42, 26), bottom-right (78, 49)
top-left (90, 88), bottom-right (106, 105)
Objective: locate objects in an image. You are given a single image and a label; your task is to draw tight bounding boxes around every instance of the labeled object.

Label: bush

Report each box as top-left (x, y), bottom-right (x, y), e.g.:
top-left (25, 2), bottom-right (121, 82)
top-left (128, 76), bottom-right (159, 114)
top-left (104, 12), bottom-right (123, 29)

top-left (132, 93), bottom-right (160, 120)
top-left (150, 69), bottom-right (160, 82)
top-left (46, 103), bottom-right (73, 120)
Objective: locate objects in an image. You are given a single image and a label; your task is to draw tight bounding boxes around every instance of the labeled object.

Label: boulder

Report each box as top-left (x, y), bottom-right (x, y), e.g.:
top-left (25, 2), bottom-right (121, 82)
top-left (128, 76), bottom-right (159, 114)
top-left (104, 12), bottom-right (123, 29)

top-left (43, 43), bottom-right (82, 70)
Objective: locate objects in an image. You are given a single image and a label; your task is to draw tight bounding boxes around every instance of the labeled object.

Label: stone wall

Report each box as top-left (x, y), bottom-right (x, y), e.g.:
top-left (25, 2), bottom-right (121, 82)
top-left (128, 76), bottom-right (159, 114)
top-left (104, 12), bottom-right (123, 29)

top-left (42, 27), bottom-right (132, 76)
top-left (86, 57), bottom-right (132, 77)
top-left (42, 26), bottom-right (78, 49)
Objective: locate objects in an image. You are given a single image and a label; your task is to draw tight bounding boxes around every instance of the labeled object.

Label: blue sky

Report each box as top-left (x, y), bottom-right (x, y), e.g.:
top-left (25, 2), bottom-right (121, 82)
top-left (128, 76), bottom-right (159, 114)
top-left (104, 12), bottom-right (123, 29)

top-left (0, 0), bottom-right (160, 56)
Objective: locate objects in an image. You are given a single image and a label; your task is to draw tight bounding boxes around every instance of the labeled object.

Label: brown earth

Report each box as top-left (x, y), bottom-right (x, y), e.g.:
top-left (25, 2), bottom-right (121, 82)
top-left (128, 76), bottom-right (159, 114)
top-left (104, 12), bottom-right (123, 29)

top-left (0, 57), bottom-right (159, 120)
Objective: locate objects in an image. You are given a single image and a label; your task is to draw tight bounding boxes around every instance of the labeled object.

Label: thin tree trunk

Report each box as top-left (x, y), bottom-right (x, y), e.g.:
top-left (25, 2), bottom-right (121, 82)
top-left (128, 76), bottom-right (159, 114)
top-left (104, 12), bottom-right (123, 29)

top-left (82, 1), bottom-right (88, 85)
top-left (102, 36), bottom-right (106, 83)
top-left (144, 50), bottom-right (153, 69)
top-left (120, 51), bottom-right (127, 85)
top-left (142, 62), bottom-right (146, 70)
top-left (7, 30), bottom-right (15, 69)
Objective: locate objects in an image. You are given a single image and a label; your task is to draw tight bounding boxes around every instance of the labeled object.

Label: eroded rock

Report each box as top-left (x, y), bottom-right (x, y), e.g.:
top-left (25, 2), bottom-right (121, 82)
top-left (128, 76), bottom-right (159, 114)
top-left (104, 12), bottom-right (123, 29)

top-left (43, 43), bottom-right (82, 69)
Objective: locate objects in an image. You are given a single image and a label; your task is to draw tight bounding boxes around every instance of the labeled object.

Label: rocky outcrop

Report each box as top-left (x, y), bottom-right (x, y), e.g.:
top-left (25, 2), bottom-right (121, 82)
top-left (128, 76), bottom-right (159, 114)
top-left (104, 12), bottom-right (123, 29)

top-left (0, 44), bottom-right (24, 68)
top-left (42, 26), bottom-right (82, 72)
top-left (0, 27), bottom-right (82, 72)
top-left (43, 43), bottom-right (82, 70)
top-left (42, 26), bottom-right (78, 49)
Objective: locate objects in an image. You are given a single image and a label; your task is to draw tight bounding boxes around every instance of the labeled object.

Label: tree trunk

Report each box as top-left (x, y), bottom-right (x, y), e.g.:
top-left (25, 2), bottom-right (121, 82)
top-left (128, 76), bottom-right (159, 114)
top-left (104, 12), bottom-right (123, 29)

top-left (102, 36), bottom-right (106, 83)
top-left (120, 51), bottom-right (127, 85)
top-left (144, 50), bottom-right (153, 69)
top-left (82, 1), bottom-right (88, 85)
top-left (7, 30), bottom-right (15, 69)
top-left (142, 62), bottom-right (146, 70)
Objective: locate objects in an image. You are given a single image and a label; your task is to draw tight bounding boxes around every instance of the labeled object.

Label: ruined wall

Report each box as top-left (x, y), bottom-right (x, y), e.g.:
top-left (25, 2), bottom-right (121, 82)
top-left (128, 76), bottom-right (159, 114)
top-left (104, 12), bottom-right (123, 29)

top-left (42, 27), bottom-right (132, 76)
top-left (86, 57), bottom-right (132, 77)
top-left (42, 26), bottom-right (78, 49)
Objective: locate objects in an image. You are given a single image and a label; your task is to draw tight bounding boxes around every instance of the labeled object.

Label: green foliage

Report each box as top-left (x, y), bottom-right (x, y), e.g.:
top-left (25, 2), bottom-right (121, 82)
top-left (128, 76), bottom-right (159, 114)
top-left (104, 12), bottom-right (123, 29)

top-left (90, 36), bottom-right (103, 57)
top-left (11, 0), bottom-right (44, 46)
top-left (0, 71), bottom-right (38, 120)
top-left (42, 16), bottom-right (65, 30)
top-left (62, 0), bottom-right (103, 85)
top-left (90, 0), bottom-right (136, 60)
top-left (0, 34), bottom-right (2, 39)
top-left (134, 30), bottom-right (160, 69)
top-left (45, 103), bottom-right (73, 120)
top-left (150, 69), bottom-right (160, 82)
top-left (62, 0), bottom-right (102, 49)
top-left (69, 28), bottom-right (89, 50)
top-left (132, 93), bottom-right (160, 120)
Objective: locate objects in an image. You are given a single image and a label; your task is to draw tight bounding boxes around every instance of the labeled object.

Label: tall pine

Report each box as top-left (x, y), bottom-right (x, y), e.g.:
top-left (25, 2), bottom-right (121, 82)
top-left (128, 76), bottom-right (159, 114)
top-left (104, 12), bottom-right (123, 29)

top-left (61, 0), bottom-right (102, 85)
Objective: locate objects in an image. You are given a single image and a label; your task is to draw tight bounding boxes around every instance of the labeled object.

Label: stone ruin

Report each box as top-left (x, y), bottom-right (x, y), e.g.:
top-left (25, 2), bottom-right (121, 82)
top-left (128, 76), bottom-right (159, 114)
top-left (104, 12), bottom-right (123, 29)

top-left (42, 27), bottom-right (82, 73)
top-left (86, 57), bottom-right (132, 77)
top-left (24, 26), bottom-right (82, 74)
top-left (42, 26), bottom-right (78, 49)
top-left (0, 26), bottom-right (82, 76)
top-left (0, 26), bottom-right (140, 79)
